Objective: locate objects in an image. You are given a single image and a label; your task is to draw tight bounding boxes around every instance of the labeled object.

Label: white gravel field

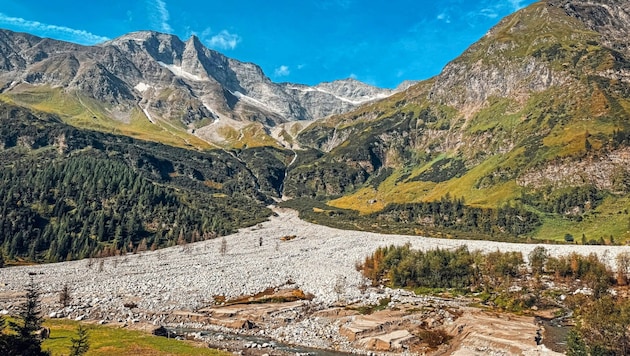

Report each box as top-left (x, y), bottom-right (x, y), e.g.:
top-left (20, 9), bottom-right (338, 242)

top-left (0, 208), bottom-right (628, 319)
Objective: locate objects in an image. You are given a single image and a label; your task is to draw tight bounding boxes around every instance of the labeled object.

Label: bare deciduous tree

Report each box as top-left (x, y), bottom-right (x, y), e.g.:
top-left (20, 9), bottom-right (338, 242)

top-left (219, 237), bottom-right (227, 256)
top-left (617, 251), bottom-right (630, 285)
top-left (59, 284), bottom-right (72, 308)
top-left (334, 275), bottom-right (346, 302)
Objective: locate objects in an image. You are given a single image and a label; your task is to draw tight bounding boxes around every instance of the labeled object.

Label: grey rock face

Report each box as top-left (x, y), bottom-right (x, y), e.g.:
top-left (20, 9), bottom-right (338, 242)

top-left (0, 29), bottom-right (392, 135)
top-left (426, 0), bottom-right (630, 111)
top-left (551, 0), bottom-right (630, 56)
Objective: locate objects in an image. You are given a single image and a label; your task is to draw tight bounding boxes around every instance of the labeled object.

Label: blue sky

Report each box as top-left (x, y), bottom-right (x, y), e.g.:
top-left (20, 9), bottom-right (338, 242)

top-left (0, 0), bottom-right (536, 88)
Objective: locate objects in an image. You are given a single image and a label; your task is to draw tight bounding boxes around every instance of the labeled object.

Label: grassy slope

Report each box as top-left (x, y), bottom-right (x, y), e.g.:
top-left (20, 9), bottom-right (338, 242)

top-left (42, 319), bottom-right (228, 356)
top-left (314, 2), bottom-right (630, 243)
top-left (0, 84), bottom-right (287, 150)
top-left (0, 85), bottom-right (214, 150)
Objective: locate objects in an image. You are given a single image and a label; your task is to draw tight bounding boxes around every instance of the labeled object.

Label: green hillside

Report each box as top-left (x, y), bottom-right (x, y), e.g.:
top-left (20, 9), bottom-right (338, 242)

top-left (0, 103), bottom-right (290, 263)
top-left (283, 1), bottom-right (630, 243)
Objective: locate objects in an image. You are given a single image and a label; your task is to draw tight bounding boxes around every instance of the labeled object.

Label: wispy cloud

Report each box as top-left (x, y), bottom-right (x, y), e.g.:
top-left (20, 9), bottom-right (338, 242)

top-left (475, 0), bottom-right (527, 20)
top-left (149, 0), bottom-right (173, 33)
top-left (207, 30), bottom-right (241, 50)
top-left (436, 12), bottom-right (451, 23)
top-left (0, 12), bottom-right (109, 45)
top-left (478, 8), bottom-right (499, 19)
top-left (508, 0), bottom-right (527, 11)
top-left (274, 65), bottom-right (290, 77)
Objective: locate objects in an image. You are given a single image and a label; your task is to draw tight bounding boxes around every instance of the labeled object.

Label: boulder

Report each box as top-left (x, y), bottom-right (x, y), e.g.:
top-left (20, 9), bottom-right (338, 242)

top-left (152, 326), bottom-right (171, 337)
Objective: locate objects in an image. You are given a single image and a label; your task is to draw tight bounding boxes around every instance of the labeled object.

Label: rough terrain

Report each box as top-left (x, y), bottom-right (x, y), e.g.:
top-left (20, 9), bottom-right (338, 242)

top-left (0, 208), bottom-right (625, 354)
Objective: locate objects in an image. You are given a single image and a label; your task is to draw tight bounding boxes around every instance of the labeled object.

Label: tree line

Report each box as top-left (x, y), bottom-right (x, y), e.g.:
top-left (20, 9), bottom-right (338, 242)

top-left (0, 153), bottom-right (270, 262)
top-left (359, 244), bottom-right (630, 355)
top-left (0, 103), bottom-right (286, 263)
top-left (374, 195), bottom-right (541, 236)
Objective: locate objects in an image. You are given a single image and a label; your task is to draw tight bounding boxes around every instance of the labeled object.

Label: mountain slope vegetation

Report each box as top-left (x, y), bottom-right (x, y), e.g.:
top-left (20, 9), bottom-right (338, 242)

top-left (0, 29), bottom-right (392, 149)
top-left (0, 103), bottom-right (288, 263)
top-left (2, 0), bottom-right (630, 264)
top-left (283, 0), bottom-right (630, 243)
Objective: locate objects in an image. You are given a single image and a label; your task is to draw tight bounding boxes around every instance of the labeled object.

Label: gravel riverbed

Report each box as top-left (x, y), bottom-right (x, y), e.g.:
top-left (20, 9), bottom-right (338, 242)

top-left (0, 208), bottom-right (628, 326)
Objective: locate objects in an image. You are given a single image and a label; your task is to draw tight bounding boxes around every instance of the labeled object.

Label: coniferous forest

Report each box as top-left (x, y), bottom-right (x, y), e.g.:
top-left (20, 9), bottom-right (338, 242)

top-left (0, 104), bottom-right (288, 263)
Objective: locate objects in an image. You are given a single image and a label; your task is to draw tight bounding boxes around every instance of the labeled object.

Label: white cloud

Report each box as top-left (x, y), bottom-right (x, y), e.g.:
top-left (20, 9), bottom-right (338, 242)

top-left (0, 12), bottom-right (109, 45)
top-left (437, 12), bottom-right (451, 23)
top-left (274, 65), bottom-right (290, 77)
top-left (150, 0), bottom-right (173, 33)
top-left (207, 30), bottom-right (241, 50)
top-left (479, 8), bottom-right (499, 18)
top-left (508, 0), bottom-right (526, 11)
top-left (466, 0), bottom-right (529, 25)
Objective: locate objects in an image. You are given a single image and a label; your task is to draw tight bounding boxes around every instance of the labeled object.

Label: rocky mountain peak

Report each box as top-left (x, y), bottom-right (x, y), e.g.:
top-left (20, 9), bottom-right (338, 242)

top-left (0, 28), bottom-right (393, 148)
top-left (315, 78), bottom-right (393, 103)
top-left (550, 0), bottom-right (630, 56)
top-left (426, 0), bottom-right (630, 112)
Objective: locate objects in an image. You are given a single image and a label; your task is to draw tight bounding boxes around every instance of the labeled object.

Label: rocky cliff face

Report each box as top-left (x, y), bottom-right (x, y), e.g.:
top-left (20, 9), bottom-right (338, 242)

top-left (0, 29), bottom-right (393, 147)
top-left (551, 0), bottom-right (630, 56)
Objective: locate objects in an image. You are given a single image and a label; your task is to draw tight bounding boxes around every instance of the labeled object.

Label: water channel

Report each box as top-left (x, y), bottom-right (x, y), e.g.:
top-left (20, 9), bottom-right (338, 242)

top-left (169, 327), bottom-right (354, 356)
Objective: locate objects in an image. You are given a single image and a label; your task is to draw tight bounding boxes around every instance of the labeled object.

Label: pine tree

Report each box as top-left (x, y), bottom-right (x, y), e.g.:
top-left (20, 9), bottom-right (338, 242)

top-left (59, 283), bottom-right (72, 308)
top-left (7, 276), bottom-right (50, 356)
top-left (69, 324), bottom-right (90, 356)
top-left (11, 277), bottom-right (44, 338)
top-left (0, 316), bottom-right (8, 354)
top-left (219, 237), bottom-right (227, 256)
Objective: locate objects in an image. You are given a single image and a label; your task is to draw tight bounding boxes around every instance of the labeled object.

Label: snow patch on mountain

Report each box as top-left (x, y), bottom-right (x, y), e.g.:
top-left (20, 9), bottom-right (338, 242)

top-left (134, 82), bottom-right (151, 92)
top-left (140, 106), bottom-right (156, 124)
top-left (233, 91), bottom-right (283, 115)
top-left (285, 82), bottom-right (394, 105)
top-left (158, 62), bottom-right (206, 82)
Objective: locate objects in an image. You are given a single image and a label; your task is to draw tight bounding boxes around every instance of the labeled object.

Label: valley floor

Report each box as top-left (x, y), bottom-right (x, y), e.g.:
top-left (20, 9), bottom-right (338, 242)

top-left (0, 208), bottom-right (626, 354)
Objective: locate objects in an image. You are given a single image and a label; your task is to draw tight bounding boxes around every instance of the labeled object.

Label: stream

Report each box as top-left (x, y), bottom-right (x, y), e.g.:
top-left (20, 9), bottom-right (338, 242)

top-left (169, 328), bottom-right (354, 356)
top-left (538, 312), bottom-right (572, 354)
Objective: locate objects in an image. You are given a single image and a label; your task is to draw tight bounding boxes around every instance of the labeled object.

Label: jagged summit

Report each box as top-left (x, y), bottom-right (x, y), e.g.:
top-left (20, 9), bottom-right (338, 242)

top-left (550, 0), bottom-right (630, 55)
top-left (0, 28), bottom-right (393, 148)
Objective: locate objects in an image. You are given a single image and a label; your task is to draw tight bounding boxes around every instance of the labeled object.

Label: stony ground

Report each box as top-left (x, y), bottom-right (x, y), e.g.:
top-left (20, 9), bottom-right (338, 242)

top-left (2, 208), bottom-right (629, 313)
top-left (0, 208), bottom-right (626, 353)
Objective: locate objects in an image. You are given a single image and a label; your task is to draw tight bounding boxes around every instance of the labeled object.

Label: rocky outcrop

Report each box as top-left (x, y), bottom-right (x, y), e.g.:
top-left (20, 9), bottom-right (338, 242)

top-left (551, 0), bottom-right (630, 56)
top-left (517, 147), bottom-right (630, 191)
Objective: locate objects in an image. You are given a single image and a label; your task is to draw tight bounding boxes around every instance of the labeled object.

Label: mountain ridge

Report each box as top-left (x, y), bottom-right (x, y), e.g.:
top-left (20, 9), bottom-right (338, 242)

top-left (282, 0), bottom-right (630, 243)
top-left (2, 0), bottom-right (630, 252)
top-left (0, 28), bottom-right (394, 149)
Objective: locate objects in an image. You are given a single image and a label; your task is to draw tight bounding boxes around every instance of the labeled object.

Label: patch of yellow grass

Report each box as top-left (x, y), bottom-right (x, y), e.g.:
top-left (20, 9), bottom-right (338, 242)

top-left (1, 85), bottom-right (214, 150)
top-left (331, 153), bottom-right (520, 214)
top-left (534, 196), bottom-right (630, 243)
top-left (204, 180), bottom-right (223, 189)
top-left (42, 319), bottom-right (228, 356)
